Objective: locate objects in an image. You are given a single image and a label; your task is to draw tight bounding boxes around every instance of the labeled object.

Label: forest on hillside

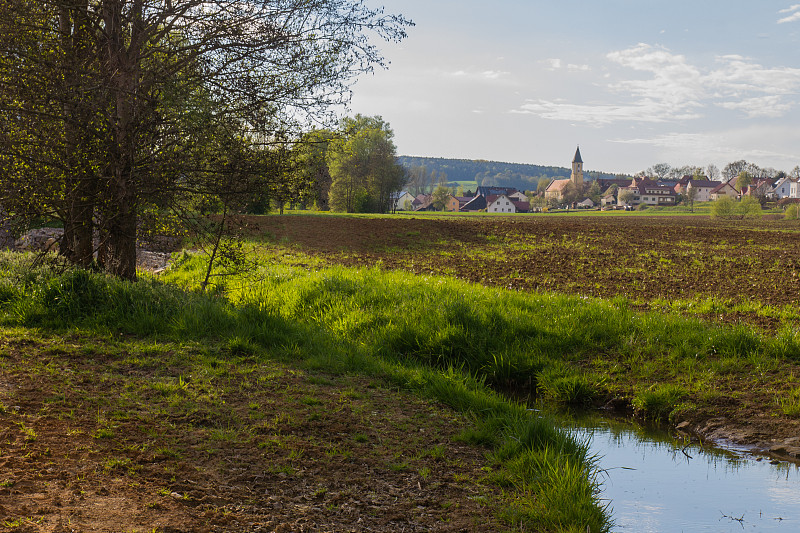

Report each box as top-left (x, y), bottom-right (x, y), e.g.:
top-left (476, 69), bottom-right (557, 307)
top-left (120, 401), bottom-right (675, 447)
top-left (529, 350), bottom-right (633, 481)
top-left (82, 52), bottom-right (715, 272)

top-left (397, 156), bottom-right (628, 193)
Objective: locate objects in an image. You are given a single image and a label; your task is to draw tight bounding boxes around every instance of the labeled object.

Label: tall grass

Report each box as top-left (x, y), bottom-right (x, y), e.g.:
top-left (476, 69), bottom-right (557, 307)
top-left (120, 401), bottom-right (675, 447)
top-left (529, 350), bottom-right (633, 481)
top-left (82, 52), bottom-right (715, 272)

top-left (0, 252), bottom-right (612, 531)
top-left (5, 249), bottom-right (800, 531)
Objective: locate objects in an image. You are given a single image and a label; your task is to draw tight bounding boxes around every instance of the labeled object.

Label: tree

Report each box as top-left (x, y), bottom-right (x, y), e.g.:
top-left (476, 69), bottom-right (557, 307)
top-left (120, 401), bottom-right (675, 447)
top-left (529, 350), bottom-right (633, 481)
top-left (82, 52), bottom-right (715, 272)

top-left (735, 171), bottom-right (753, 192)
top-left (431, 185), bottom-right (450, 211)
top-left (0, 0), bottom-right (411, 279)
top-left (328, 115), bottom-right (407, 213)
top-left (618, 189), bottom-right (635, 207)
top-left (587, 180), bottom-right (601, 204)
top-left (293, 129), bottom-right (336, 211)
top-left (686, 186), bottom-right (698, 213)
top-left (647, 163), bottom-right (672, 180)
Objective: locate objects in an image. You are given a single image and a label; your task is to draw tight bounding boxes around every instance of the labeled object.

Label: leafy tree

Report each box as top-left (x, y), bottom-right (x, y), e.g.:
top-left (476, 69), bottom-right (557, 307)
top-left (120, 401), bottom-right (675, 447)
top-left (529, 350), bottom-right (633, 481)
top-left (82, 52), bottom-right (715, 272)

top-left (618, 189), bottom-right (635, 206)
top-left (328, 115), bottom-right (407, 213)
top-left (293, 129), bottom-right (336, 211)
top-left (0, 0), bottom-right (411, 279)
top-left (587, 180), bottom-right (602, 204)
top-left (735, 171), bottom-right (752, 193)
top-left (431, 185), bottom-right (451, 211)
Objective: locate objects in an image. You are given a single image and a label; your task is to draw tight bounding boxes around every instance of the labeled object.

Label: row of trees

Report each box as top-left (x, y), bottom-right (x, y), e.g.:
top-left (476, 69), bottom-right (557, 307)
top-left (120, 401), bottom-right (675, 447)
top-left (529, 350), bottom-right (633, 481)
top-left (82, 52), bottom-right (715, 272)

top-left (0, 1), bottom-right (410, 279)
top-left (641, 161), bottom-right (800, 183)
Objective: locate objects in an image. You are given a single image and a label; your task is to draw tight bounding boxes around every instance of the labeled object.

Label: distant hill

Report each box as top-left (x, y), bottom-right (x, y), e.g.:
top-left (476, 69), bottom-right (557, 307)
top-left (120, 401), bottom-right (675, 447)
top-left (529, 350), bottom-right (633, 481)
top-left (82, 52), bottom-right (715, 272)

top-left (397, 155), bottom-right (628, 193)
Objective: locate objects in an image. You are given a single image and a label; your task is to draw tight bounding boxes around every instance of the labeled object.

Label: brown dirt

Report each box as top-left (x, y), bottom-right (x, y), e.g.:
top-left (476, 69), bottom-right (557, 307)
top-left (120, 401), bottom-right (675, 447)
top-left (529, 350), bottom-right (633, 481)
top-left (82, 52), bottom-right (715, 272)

top-left (0, 334), bottom-right (507, 532)
top-left (238, 213), bottom-right (800, 324)
top-left (232, 213), bottom-right (800, 453)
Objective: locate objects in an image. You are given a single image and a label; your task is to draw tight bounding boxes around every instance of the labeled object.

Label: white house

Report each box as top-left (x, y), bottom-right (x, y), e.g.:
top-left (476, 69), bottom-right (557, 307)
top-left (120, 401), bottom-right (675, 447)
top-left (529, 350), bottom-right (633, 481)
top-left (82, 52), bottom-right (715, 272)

top-left (709, 182), bottom-right (739, 201)
top-left (394, 191), bottom-right (416, 210)
top-left (487, 194), bottom-right (516, 213)
top-left (508, 191), bottom-right (529, 203)
top-left (685, 180), bottom-right (720, 202)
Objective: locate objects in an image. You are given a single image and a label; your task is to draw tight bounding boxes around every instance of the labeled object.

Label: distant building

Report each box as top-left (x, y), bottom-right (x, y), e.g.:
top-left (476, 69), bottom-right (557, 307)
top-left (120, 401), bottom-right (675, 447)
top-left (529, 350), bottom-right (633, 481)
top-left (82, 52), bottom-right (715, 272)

top-left (545, 146), bottom-right (584, 202)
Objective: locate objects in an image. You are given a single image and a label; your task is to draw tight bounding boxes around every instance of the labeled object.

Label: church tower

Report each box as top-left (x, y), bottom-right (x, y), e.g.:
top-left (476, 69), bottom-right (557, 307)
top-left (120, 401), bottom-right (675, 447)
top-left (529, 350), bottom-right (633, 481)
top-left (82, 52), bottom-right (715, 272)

top-left (570, 146), bottom-right (584, 189)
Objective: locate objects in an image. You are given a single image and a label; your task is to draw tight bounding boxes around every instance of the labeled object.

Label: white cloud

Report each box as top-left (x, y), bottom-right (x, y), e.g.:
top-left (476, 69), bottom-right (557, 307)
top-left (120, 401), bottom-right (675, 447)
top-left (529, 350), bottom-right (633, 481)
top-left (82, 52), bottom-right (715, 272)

top-left (512, 99), bottom-right (700, 126)
top-left (514, 44), bottom-right (800, 125)
top-left (546, 58), bottom-right (562, 70)
top-left (610, 128), bottom-right (800, 169)
top-left (778, 4), bottom-right (800, 23)
top-left (447, 69), bottom-right (509, 81)
top-left (717, 95), bottom-right (793, 118)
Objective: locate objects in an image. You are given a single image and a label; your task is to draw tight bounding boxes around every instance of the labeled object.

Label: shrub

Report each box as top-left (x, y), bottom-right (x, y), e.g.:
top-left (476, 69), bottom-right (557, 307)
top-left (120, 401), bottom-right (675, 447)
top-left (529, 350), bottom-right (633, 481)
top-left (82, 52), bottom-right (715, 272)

top-left (710, 196), bottom-right (736, 218)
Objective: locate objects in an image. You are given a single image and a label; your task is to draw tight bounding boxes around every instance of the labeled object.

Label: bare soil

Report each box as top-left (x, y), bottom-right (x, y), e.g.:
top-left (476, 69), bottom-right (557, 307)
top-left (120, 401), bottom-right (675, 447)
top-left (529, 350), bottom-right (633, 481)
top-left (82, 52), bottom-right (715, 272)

top-left (0, 334), bottom-right (507, 532)
top-left (236, 214), bottom-right (800, 453)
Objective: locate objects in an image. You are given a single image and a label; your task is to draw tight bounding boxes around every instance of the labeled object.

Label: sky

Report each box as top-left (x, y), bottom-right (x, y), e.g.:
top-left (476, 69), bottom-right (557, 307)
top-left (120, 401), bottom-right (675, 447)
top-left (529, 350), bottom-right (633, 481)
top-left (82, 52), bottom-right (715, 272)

top-left (347, 1), bottom-right (800, 176)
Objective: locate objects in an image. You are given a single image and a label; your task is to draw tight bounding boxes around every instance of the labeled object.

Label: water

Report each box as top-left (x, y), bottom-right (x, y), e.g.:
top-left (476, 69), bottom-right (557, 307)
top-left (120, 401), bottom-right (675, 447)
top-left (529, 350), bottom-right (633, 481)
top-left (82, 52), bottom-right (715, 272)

top-left (553, 410), bottom-right (800, 532)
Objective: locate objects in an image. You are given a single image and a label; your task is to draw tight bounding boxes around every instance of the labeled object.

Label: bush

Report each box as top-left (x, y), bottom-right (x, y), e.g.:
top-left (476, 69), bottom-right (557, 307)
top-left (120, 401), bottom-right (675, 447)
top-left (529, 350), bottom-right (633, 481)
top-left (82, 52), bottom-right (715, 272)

top-left (785, 204), bottom-right (799, 220)
top-left (710, 196), bottom-right (736, 218)
top-left (739, 196), bottom-right (763, 218)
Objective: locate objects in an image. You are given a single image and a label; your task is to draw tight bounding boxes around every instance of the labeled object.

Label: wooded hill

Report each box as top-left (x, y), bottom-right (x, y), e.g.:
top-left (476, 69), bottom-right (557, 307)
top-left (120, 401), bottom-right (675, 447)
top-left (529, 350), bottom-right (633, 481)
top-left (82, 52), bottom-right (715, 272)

top-left (398, 155), bottom-right (628, 192)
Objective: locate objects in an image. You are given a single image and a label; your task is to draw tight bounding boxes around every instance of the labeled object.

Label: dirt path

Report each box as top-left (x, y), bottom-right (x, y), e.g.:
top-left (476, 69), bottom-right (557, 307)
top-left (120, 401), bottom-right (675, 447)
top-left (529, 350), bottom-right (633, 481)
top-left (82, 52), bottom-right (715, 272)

top-left (0, 334), bottom-right (506, 532)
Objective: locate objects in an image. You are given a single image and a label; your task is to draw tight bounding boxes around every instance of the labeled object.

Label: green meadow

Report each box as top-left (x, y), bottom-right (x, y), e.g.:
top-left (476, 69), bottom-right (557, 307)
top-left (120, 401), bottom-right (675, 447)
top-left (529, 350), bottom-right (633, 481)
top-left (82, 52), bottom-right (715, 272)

top-left (4, 213), bottom-right (800, 531)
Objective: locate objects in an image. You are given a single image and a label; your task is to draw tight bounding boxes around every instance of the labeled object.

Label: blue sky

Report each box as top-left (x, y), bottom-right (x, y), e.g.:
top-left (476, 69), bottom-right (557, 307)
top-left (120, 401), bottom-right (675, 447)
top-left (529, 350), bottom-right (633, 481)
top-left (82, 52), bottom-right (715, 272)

top-left (348, 1), bottom-right (800, 175)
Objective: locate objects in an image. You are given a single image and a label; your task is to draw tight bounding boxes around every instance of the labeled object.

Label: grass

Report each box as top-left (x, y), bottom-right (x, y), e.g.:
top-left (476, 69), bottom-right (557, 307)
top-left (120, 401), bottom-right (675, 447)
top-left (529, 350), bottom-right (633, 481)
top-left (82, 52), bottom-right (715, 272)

top-left (0, 251), bottom-right (611, 532)
top-left (4, 235), bottom-right (800, 530)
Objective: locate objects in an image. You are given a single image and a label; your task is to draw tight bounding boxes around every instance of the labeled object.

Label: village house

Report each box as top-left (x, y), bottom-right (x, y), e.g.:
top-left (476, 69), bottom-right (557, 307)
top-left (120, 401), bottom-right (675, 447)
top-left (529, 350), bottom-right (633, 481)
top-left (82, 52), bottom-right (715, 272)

top-left (508, 191), bottom-right (529, 203)
top-left (619, 177), bottom-right (678, 206)
top-left (486, 194), bottom-right (530, 213)
top-left (460, 195), bottom-right (487, 212)
top-left (742, 178), bottom-right (774, 198)
top-left (709, 182), bottom-right (739, 201)
top-left (766, 176), bottom-right (795, 199)
top-left (445, 195), bottom-right (472, 212)
top-left (684, 180), bottom-right (719, 202)
top-left (393, 191), bottom-right (415, 210)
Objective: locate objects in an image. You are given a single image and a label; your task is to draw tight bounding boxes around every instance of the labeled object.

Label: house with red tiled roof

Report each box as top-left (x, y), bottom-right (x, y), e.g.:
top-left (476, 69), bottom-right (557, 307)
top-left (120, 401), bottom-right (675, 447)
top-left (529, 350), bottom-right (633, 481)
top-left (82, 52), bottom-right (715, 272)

top-left (619, 177), bottom-right (678, 206)
top-left (486, 194), bottom-right (517, 213)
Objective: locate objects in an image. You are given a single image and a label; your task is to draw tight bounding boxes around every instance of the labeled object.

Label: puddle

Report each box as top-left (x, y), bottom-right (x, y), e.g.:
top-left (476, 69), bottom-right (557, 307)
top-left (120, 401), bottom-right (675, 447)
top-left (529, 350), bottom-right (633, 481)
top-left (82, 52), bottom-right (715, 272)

top-left (546, 409), bottom-right (800, 532)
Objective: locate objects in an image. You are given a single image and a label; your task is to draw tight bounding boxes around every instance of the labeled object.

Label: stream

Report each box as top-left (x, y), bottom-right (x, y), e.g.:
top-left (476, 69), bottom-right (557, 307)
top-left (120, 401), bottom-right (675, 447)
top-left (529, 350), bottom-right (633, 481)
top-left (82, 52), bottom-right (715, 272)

top-left (545, 409), bottom-right (800, 532)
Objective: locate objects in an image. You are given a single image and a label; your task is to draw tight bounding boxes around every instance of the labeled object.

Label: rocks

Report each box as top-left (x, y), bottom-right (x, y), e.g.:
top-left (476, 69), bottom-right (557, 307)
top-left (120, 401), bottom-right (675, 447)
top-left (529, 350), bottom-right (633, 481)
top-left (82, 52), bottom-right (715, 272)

top-left (8, 227), bottom-right (175, 271)
top-left (14, 228), bottom-right (63, 252)
top-left (768, 444), bottom-right (800, 459)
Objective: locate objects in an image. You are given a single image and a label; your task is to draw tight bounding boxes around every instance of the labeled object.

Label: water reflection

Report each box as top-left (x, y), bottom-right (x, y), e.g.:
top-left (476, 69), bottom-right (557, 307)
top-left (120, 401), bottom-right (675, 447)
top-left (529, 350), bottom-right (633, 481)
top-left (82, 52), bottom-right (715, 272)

top-left (539, 407), bottom-right (800, 532)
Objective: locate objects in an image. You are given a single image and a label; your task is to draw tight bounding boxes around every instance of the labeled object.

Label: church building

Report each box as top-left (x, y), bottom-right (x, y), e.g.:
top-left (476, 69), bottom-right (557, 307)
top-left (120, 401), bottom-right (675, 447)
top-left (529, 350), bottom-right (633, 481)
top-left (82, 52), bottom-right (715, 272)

top-left (544, 146), bottom-right (584, 203)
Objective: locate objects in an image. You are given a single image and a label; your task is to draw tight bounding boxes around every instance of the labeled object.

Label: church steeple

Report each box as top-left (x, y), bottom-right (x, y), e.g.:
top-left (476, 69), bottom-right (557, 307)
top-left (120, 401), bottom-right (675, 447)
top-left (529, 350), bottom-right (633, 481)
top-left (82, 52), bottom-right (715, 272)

top-left (573, 146), bottom-right (583, 164)
top-left (571, 145), bottom-right (584, 188)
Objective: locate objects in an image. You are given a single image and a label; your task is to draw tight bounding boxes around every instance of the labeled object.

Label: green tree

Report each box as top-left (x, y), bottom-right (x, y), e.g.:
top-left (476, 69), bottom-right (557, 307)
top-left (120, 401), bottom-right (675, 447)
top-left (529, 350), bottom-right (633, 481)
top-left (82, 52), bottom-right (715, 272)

top-left (735, 171), bottom-right (753, 192)
top-left (587, 180), bottom-right (602, 204)
top-left (0, 0), bottom-right (411, 279)
top-left (686, 186), bottom-right (698, 212)
top-left (431, 185), bottom-right (451, 211)
top-left (328, 115), bottom-right (407, 213)
top-left (618, 189), bottom-right (635, 207)
top-left (293, 129), bottom-right (336, 211)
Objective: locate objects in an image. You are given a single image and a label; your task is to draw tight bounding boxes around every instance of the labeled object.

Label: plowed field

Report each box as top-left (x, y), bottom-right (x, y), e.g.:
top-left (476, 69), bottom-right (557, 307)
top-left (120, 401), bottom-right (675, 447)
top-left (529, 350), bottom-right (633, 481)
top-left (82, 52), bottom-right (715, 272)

top-left (241, 213), bottom-right (800, 329)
